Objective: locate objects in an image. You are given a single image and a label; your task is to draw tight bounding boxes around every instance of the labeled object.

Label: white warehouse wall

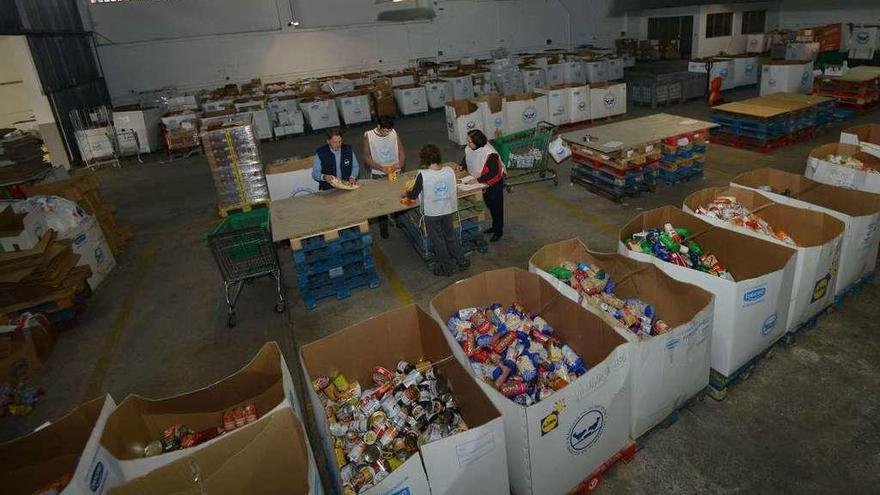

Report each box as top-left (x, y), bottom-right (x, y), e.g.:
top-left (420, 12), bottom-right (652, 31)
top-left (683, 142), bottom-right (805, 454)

top-left (86, 0), bottom-right (591, 104)
top-left (777, 0), bottom-right (880, 29)
top-left (0, 36), bottom-right (33, 128)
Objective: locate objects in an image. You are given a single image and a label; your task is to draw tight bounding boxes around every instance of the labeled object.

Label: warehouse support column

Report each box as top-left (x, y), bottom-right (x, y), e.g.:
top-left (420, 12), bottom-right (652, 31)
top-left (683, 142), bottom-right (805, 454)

top-left (8, 36), bottom-right (70, 169)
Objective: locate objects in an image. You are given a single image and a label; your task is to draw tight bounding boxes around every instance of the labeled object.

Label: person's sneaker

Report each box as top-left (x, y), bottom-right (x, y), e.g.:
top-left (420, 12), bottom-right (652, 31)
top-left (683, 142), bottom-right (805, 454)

top-left (490, 233), bottom-right (503, 242)
top-left (457, 259), bottom-right (471, 271)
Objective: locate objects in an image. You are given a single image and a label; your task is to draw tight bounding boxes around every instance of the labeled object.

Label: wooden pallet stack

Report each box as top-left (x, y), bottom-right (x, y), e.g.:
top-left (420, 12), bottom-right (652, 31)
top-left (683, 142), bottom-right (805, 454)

top-left (23, 175), bottom-right (132, 256)
top-left (658, 129), bottom-right (708, 184)
top-left (813, 66), bottom-right (880, 112)
top-left (569, 141), bottom-right (661, 202)
top-left (0, 231), bottom-right (92, 325)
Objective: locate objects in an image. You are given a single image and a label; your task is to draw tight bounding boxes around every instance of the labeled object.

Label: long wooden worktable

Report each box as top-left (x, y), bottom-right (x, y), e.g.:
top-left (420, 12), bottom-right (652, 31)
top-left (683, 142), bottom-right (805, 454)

top-left (269, 168), bottom-right (484, 243)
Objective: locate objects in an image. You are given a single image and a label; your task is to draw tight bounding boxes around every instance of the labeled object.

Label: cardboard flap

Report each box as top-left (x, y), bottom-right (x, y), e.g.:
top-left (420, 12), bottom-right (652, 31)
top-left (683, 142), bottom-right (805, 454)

top-left (732, 167), bottom-right (821, 197)
top-left (471, 96), bottom-right (503, 112)
top-left (267, 156), bottom-right (312, 175)
top-left (0, 396), bottom-right (109, 495)
top-left (842, 124), bottom-right (880, 145)
top-left (101, 343), bottom-right (286, 460)
top-left (107, 409), bottom-right (311, 495)
top-left (447, 100), bottom-right (478, 116)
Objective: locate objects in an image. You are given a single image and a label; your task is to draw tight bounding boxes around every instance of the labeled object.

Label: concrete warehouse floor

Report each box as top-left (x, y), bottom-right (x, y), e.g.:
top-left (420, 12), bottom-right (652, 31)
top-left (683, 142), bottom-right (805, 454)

top-left (3, 87), bottom-right (879, 493)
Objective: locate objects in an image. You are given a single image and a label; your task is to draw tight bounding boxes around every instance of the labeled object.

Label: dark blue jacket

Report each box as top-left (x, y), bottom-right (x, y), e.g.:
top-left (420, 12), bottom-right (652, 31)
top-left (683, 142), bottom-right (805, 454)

top-left (316, 144), bottom-right (353, 190)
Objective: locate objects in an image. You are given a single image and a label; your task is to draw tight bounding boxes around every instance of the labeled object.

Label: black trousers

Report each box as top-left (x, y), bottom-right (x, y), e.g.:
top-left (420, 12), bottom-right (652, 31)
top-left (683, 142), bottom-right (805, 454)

top-left (425, 213), bottom-right (466, 271)
top-left (483, 182), bottom-right (504, 235)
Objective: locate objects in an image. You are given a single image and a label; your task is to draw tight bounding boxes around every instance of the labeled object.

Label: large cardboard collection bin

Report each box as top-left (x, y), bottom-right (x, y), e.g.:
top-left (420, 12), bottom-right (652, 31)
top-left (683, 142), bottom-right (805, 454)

top-left (534, 84), bottom-right (572, 126)
top-left (619, 206), bottom-right (797, 378)
top-left (446, 100), bottom-right (484, 146)
top-left (300, 304), bottom-right (508, 495)
top-left (529, 239), bottom-right (714, 439)
top-left (472, 95), bottom-right (506, 138)
top-left (108, 409), bottom-right (313, 495)
top-left (430, 268), bottom-right (632, 495)
top-left (760, 61), bottom-right (814, 96)
top-left (683, 187), bottom-right (844, 332)
top-left (840, 123), bottom-right (880, 150)
top-left (91, 342), bottom-right (322, 494)
top-left (805, 143), bottom-right (880, 193)
top-left (732, 168), bottom-right (880, 299)
top-left (502, 93), bottom-right (549, 134)
top-left (590, 82), bottom-right (626, 120)
top-left (0, 396), bottom-right (116, 495)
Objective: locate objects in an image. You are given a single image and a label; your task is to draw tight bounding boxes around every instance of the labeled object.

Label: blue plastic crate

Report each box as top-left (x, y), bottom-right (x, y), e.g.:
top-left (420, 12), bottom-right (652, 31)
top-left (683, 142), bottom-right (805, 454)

top-left (301, 269), bottom-right (381, 310)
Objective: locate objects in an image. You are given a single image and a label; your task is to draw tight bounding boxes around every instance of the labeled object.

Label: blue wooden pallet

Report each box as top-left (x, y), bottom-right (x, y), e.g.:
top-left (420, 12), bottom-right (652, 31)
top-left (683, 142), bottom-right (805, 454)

top-left (658, 164), bottom-right (704, 185)
top-left (710, 114), bottom-right (783, 134)
top-left (295, 257), bottom-right (376, 288)
top-left (781, 303), bottom-right (835, 345)
top-left (833, 273), bottom-right (876, 307)
top-left (573, 163), bottom-right (646, 188)
top-left (293, 224), bottom-right (370, 254)
top-left (300, 269), bottom-right (381, 310)
top-left (570, 167), bottom-right (652, 202)
top-left (291, 233), bottom-right (373, 265)
top-left (706, 343), bottom-right (777, 401)
top-left (293, 246), bottom-right (372, 277)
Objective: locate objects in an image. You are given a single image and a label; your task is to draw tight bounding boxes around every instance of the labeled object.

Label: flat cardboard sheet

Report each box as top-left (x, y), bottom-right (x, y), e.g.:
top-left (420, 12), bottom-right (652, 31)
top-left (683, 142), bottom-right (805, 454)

top-left (713, 93), bottom-right (834, 118)
top-left (270, 168), bottom-right (484, 242)
top-left (559, 113), bottom-right (716, 152)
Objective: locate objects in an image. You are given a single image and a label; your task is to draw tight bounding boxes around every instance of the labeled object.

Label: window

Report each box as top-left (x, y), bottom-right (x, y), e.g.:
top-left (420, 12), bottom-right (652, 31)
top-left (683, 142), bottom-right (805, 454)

top-left (705, 12), bottom-right (733, 39)
top-left (741, 10), bottom-right (766, 35)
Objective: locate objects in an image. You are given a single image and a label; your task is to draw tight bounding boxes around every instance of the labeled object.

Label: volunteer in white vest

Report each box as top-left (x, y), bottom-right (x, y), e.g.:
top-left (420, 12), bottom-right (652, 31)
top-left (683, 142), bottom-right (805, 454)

top-left (461, 129), bottom-right (505, 242)
top-left (363, 115), bottom-right (406, 238)
top-left (406, 145), bottom-right (470, 276)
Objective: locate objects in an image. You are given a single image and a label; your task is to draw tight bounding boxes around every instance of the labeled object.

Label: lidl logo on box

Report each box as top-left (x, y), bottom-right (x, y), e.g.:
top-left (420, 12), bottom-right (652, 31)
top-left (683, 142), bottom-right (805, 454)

top-left (811, 273), bottom-right (832, 303)
top-left (541, 411), bottom-right (559, 435)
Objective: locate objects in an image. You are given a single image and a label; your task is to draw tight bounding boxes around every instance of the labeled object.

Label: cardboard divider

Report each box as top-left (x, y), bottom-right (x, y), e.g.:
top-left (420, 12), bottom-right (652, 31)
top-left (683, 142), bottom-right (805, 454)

top-left (107, 409), bottom-right (311, 495)
top-left (429, 267), bottom-right (632, 495)
top-left (528, 239), bottom-right (715, 438)
top-left (300, 304), bottom-right (508, 495)
top-left (1, 396), bottom-right (115, 495)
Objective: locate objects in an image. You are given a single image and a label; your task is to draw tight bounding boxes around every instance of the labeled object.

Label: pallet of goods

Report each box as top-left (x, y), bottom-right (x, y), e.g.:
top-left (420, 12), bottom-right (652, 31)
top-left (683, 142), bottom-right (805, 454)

top-left (201, 120), bottom-right (270, 218)
top-left (813, 65), bottom-right (880, 113)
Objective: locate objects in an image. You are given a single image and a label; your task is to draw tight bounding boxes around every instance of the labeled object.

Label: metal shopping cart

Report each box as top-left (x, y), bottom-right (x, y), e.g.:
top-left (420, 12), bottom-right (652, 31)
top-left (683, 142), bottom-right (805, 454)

top-left (207, 209), bottom-right (285, 327)
top-left (491, 121), bottom-right (559, 192)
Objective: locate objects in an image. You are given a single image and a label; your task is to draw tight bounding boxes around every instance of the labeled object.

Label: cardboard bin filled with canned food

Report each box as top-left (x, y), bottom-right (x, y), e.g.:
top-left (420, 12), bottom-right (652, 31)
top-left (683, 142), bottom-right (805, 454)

top-left (90, 342), bottom-right (323, 495)
top-left (529, 238), bottom-right (714, 439)
top-left (732, 168), bottom-right (880, 299)
top-left (683, 186), bottom-right (844, 333)
top-left (618, 206), bottom-right (797, 378)
top-left (430, 267), bottom-right (633, 495)
top-left (299, 304), bottom-right (509, 495)
top-left (0, 396), bottom-right (116, 495)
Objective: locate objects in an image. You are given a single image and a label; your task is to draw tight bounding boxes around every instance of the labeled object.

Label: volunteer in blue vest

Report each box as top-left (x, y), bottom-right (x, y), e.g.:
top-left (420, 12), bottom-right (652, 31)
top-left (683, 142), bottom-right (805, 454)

top-left (406, 144), bottom-right (470, 276)
top-left (311, 129), bottom-right (360, 190)
top-left (363, 116), bottom-right (406, 238)
top-left (461, 129), bottom-right (505, 242)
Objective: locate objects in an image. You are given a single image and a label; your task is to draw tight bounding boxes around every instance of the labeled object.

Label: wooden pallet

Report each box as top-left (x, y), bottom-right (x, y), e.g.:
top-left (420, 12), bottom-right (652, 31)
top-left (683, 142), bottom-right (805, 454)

top-left (705, 344), bottom-right (777, 401)
top-left (290, 221), bottom-right (370, 251)
top-left (218, 200), bottom-right (270, 218)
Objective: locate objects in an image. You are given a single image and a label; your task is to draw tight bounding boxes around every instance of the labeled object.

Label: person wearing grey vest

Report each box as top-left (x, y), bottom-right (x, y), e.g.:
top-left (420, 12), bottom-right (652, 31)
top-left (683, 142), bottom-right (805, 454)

top-left (311, 129), bottom-right (360, 190)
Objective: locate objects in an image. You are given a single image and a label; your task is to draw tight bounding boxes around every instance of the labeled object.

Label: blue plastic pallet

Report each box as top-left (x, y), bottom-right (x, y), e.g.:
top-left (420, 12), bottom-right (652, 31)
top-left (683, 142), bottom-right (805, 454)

top-left (659, 164), bottom-right (704, 185)
top-left (833, 273), bottom-right (876, 306)
top-left (296, 257), bottom-right (376, 288)
top-left (574, 164), bottom-right (645, 188)
top-left (291, 234), bottom-right (373, 265)
top-left (293, 247), bottom-right (372, 277)
top-left (692, 144), bottom-right (707, 153)
top-left (706, 343), bottom-right (776, 401)
top-left (293, 224), bottom-right (371, 254)
top-left (300, 269), bottom-right (381, 310)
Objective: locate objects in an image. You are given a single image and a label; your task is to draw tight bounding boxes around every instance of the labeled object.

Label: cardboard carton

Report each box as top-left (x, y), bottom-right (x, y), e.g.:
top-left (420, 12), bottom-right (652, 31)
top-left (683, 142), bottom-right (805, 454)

top-left (90, 342), bottom-right (321, 495)
top-left (61, 216), bottom-right (116, 291)
top-left (393, 85), bottom-right (429, 116)
top-left (732, 168), bottom-right (880, 298)
top-left (683, 187), bottom-right (844, 332)
top-left (534, 85), bottom-right (571, 126)
top-left (584, 60), bottom-right (608, 83)
top-left (440, 74), bottom-right (475, 100)
top-left (446, 100), bottom-right (484, 146)
top-left (388, 72), bottom-right (416, 88)
top-left (689, 59), bottom-right (734, 91)
top-left (563, 60), bottom-right (586, 84)
top-left (840, 123), bottom-right (880, 150)
top-left (471, 96), bottom-right (506, 138)
top-left (0, 396), bottom-right (116, 495)
top-left (372, 93), bottom-right (397, 119)
top-left (424, 80), bottom-right (454, 109)
top-left (326, 78), bottom-right (355, 94)
top-left (301, 98), bottom-right (340, 131)
top-left (521, 67), bottom-right (547, 93)
top-left (335, 92), bottom-right (373, 126)
top-left (606, 58), bottom-right (624, 80)
top-left (502, 93), bottom-right (549, 134)
top-left (529, 239), bottom-right (714, 439)
top-left (618, 206), bottom-right (797, 377)
top-left (266, 156), bottom-right (318, 200)
top-left (590, 82), bottom-right (626, 120)
top-left (568, 84), bottom-right (591, 123)
top-left (746, 34), bottom-right (769, 53)
top-left (430, 268), bottom-right (632, 495)
top-left (760, 61), bottom-right (814, 95)
top-left (545, 63), bottom-right (565, 86)
top-left (160, 112), bottom-right (198, 131)
top-left (805, 143), bottom-right (880, 193)
top-left (300, 305), bottom-right (508, 495)
top-left (107, 409), bottom-right (316, 495)
top-left (731, 56), bottom-right (760, 87)
top-left (785, 42), bottom-right (820, 61)
top-left (0, 206), bottom-right (47, 252)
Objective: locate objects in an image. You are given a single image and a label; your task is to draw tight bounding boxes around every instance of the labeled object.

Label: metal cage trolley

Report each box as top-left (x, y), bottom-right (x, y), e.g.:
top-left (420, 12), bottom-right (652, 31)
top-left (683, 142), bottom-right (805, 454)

top-left (206, 209), bottom-right (285, 327)
top-left (490, 121), bottom-right (559, 192)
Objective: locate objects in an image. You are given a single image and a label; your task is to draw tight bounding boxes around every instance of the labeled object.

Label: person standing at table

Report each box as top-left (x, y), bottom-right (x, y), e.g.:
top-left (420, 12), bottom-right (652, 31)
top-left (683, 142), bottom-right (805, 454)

top-left (461, 129), bottom-right (505, 242)
top-left (406, 144), bottom-right (470, 276)
top-left (363, 116), bottom-right (406, 238)
top-left (311, 129), bottom-right (360, 190)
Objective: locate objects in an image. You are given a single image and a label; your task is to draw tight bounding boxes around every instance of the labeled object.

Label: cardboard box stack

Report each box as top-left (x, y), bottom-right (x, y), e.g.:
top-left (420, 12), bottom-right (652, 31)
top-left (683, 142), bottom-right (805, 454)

top-left (529, 239), bottom-right (714, 438)
top-left (24, 175), bottom-right (132, 257)
top-left (430, 268), bottom-right (633, 495)
top-left (301, 305), bottom-right (508, 495)
top-left (0, 130), bottom-right (51, 189)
